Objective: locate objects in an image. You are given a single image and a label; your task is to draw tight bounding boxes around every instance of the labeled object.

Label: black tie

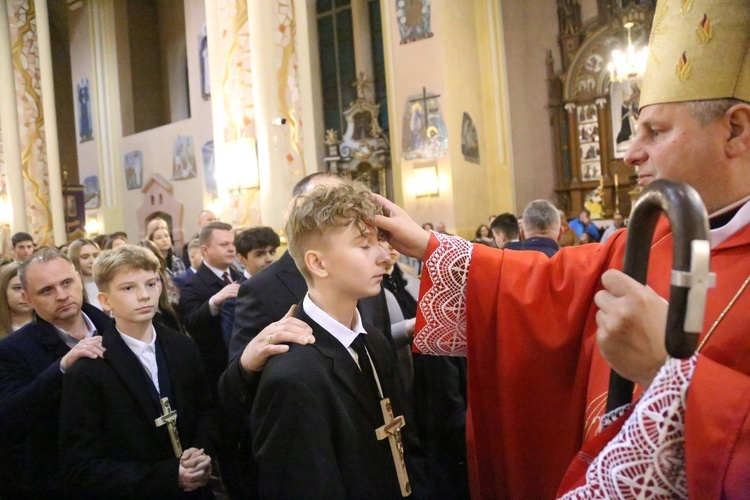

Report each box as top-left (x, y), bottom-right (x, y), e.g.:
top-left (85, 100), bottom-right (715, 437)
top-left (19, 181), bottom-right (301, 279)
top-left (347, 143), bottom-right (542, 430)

top-left (351, 334), bottom-right (380, 399)
top-left (222, 271), bottom-right (232, 285)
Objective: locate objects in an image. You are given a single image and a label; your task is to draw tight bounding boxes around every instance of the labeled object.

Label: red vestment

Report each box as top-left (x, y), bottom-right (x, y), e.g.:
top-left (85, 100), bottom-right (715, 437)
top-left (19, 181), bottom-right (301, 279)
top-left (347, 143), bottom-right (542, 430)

top-left (413, 205), bottom-right (750, 499)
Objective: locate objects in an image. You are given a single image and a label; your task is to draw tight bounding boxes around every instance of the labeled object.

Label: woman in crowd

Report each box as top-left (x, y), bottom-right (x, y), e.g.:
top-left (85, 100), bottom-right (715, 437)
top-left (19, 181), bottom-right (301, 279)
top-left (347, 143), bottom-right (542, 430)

top-left (103, 231), bottom-right (128, 250)
top-left (0, 263), bottom-right (34, 338)
top-left (67, 238), bottom-right (102, 310)
top-left (148, 227), bottom-right (186, 276)
top-left (473, 224), bottom-right (496, 247)
top-left (137, 240), bottom-right (182, 332)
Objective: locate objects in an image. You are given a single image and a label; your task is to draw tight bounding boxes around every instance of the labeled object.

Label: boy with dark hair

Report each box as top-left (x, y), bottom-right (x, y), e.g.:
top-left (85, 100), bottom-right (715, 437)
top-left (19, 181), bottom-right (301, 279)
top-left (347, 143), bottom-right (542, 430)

top-left (11, 232), bottom-right (34, 262)
top-left (233, 227), bottom-right (280, 280)
top-left (250, 179), bottom-right (425, 498)
top-left (60, 245), bottom-right (215, 499)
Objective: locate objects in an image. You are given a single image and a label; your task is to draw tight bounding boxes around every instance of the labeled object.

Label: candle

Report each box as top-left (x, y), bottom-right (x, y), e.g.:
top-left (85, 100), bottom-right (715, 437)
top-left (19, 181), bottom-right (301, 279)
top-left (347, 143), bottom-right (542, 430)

top-left (614, 174), bottom-right (619, 189)
top-left (599, 175), bottom-right (604, 189)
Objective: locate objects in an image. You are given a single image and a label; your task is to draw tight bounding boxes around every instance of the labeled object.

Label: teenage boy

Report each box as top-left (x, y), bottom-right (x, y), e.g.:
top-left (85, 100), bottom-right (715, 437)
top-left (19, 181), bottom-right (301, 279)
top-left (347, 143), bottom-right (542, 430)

top-left (250, 180), bottom-right (425, 498)
top-left (59, 245), bottom-right (215, 499)
top-left (220, 227), bottom-right (280, 344)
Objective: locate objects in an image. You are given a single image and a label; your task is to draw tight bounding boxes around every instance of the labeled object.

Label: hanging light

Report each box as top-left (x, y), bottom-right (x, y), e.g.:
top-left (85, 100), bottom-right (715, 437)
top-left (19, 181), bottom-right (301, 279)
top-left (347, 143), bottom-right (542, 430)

top-left (608, 22), bottom-right (649, 83)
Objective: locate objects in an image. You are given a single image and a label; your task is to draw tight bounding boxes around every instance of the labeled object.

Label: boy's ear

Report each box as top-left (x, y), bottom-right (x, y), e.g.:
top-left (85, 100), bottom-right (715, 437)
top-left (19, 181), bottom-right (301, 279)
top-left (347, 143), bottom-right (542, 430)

top-left (236, 253), bottom-right (248, 268)
top-left (304, 249), bottom-right (328, 279)
top-left (98, 292), bottom-right (110, 312)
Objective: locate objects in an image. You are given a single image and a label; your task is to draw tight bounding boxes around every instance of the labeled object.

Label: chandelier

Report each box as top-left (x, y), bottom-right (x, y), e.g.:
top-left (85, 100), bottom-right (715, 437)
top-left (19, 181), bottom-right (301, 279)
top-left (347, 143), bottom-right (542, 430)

top-left (608, 22), bottom-right (649, 83)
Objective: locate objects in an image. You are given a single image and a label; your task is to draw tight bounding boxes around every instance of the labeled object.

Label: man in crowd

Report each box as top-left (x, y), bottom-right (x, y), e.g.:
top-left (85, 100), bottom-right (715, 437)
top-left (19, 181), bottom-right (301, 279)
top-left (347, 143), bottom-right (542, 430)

top-left (516, 199), bottom-right (562, 257)
top-left (0, 248), bottom-right (110, 498)
top-left (182, 210), bottom-right (217, 268)
top-left (11, 232), bottom-right (35, 262)
top-left (489, 213), bottom-right (521, 250)
top-left (173, 238), bottom-right (203, 290)
top-left (599, 212), bottom-right (625, 243)
top-left (568, 208), bottom-right (600, 242)
top-left (372, 1), bottom-right (750, 496)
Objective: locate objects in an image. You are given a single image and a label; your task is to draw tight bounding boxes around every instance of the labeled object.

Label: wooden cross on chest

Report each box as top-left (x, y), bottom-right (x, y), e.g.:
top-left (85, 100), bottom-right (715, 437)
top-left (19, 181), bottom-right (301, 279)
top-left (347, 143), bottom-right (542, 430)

top-left (375, 398), bottom-right (411, 496)
top-left (154, 397), bottom-right (183, 458)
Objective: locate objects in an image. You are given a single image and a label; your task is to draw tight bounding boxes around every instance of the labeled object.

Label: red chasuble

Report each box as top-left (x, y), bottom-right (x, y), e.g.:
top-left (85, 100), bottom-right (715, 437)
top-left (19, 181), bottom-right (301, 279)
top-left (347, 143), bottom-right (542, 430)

top-left (413, 209), bottom-right (750, 499)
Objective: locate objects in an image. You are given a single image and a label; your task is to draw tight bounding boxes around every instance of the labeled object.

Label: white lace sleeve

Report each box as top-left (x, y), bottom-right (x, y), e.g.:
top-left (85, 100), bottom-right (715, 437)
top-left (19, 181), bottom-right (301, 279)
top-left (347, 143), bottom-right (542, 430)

top-left (560, 354), bottom-right (698, 500)
top-left (413, 233), bottom-right (473, 356)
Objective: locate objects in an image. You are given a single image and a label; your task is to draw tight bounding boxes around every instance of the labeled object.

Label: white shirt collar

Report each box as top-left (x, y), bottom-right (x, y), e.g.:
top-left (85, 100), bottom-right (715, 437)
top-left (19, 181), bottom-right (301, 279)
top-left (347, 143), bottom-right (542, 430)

top-left (709, 195), bottom-right (750, 248)
top-left (54, 311), bottom-right (98, 349)
top-left (203, 262), bottom-right (231, 281)
top-left (302, 293), bottom-right (366, 351)
top-left (244, 269), bottom-right (252, 280)
top-left (118, 324), bottom-right (157, 355)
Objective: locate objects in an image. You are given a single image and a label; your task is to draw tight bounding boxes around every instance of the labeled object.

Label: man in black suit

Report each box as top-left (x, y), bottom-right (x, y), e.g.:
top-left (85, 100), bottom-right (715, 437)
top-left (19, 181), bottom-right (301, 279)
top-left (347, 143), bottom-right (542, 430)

top-left (60, 245), bottom-right (214, 499)
top-left (179, 221), bottom-right (242, 394)
top-left (0, 248), bottom-right (111, 499)
top-left (177, 221), bottom-right (247, 498)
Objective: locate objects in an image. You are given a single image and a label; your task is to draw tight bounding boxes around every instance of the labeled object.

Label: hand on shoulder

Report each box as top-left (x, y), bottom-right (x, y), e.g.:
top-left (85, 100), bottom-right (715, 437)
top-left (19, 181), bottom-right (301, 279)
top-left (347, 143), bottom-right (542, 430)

top-left (240, 305), bottom-right (315, 373)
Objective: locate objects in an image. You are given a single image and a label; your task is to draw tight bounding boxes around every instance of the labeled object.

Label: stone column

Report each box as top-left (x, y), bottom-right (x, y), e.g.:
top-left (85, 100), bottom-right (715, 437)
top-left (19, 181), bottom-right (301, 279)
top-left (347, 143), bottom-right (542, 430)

top-left (0, 0), bottom-right (29, 232)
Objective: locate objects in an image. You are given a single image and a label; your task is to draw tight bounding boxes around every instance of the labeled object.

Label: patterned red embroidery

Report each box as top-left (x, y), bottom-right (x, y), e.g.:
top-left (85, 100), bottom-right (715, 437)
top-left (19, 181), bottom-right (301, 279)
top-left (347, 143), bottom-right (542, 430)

top-left (413, 233), bottom-right (472, 356)
top-left (560, 355), bottom-right (696, 499)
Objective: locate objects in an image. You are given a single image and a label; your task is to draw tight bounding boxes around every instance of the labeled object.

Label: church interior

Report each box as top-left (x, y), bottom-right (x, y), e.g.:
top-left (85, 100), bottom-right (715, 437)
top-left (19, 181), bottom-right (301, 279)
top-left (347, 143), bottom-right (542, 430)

top-left (0, 0), bottom-right (654, 251)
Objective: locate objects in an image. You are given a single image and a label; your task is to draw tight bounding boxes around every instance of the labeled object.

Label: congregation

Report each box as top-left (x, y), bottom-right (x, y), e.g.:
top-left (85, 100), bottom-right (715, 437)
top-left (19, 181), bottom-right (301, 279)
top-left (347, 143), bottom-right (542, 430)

top-left (1, 0), bottom-right (750, 499)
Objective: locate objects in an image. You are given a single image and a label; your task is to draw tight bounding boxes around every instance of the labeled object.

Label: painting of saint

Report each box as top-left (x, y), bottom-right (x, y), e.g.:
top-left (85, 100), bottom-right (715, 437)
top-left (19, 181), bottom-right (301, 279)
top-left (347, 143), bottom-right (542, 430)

top-left (396, 0), bottom-right (433, 44)
top-left (461, 112), bottom-right (480, 164)
top-left (202, 140), bottom-right (217, 198)
top-left (83, 176), bottom-right (100, 209)
top-left (77, 78), bottom-right (93, 143)
top-left (124, 151), bottom-right (143, 190)
top-left (610, 78), bottom-right (642, 158)
top-left (401, 91), bottom-right (448, 160)
top-left (172, 136), bottom-right (197, 181)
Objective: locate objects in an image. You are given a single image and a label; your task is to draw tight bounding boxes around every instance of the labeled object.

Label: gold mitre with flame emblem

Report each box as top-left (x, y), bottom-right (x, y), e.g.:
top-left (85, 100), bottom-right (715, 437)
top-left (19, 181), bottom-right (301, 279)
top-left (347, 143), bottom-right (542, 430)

top-left (639, 0), bottom-right (750, 109)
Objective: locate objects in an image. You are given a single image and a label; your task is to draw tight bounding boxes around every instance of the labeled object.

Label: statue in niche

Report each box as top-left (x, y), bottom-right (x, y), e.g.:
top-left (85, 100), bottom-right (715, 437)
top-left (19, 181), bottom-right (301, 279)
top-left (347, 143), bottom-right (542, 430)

top-left (558, 0), bottom-right (581, 35)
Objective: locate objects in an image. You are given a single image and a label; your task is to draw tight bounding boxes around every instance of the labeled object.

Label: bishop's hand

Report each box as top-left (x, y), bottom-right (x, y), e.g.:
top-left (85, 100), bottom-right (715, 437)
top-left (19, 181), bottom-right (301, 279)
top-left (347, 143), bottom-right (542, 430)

top-left (370, 193), bottom-right (430, 260)
top-left (594, 269), bottom-right (669, 389)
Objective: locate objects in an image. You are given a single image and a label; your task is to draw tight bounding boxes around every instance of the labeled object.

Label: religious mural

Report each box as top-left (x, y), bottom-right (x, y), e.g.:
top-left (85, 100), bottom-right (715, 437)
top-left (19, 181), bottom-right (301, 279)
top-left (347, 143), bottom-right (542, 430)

top-left (8, 0), bottom-right (53, 245)
top-left (77, 78), bottom-right (94, 142)
top-left (219, 0), bottom-right (254, 141)
top-left (610, 78), bottom-right (641, 158)
top-left (577, 104), bottom-right (601, 181)
top-left (201, 140), bottom-right (217, 199)
top-left (275, 0), bottom-right (305, 184)
top-left (199, 24), bottom-right (210, 101)
top-left (461, 112), bottom-right (479, 164)
top-left (123, 150), bottom-right (143, 190)
top-left (401, 90), bottom-right (448, 161)
top-left (172, 136), bottom-right (197, 181)
top-left (396, 0), bottom-right (433, 45)
top-left (83, 175), bottom-right (100, 209)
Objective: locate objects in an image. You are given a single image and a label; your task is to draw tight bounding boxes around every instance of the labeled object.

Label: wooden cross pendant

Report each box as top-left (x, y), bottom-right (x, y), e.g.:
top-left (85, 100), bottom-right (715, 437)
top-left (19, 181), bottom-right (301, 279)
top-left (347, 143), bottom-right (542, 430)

top-left (375, 398), bottom-right (411, 496)
top-left (154, 397), bottom-right (183, 458)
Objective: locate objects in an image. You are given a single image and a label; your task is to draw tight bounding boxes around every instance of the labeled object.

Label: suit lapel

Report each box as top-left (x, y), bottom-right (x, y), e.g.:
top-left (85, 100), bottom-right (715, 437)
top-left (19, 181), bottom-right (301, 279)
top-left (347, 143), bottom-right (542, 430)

top-left (296, 307), bottom-right (382, 426)
top-left (101, 324), bottom-right (161, 420)
top-left (197, 264), bottom-right (225, 292)
top-left (34, 317), bottom-right (71, 360)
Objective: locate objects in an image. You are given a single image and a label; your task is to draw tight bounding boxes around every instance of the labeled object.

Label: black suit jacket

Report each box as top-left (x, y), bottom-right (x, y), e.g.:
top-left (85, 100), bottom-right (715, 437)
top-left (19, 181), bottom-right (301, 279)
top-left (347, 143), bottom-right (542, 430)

top-left (178, 263), bottom-right (243, 396)
top-left (59, 322), bottom-right (215, 499)
top-left (0, 304), bottom-right (111, 499)
top-left (250, 305), bottom-right (425, 499)
top-left (228, 251), bottom-right (391, 361)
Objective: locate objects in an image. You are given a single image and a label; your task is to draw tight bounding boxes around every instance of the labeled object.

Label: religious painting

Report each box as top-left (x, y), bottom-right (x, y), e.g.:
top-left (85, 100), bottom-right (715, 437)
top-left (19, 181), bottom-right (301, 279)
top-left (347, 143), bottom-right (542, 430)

top-left (396, 0), bottom-right (433, 45)
top-left (461, 112), bottom-right (480, 164)
top-left (83, 175), bottom-right (100, 209)
top-left (610, 78), bottom-right (642, 158)
top-left (172, 136), bottom-right (197, 181)
top-left (202, 140), bottom-right (218, 198)
top-left (77, 77), bottom-right (94, 143)
top-left (581, 161), bottom-right (601, 182)
top-left (199, 24), bottom-right (210, 101)
top-left (584, 187), bottom-right (605, 220)
top-left (401, 90), bottom-right (448, 161)
top-left (123, 150), bottom-right (143, 190)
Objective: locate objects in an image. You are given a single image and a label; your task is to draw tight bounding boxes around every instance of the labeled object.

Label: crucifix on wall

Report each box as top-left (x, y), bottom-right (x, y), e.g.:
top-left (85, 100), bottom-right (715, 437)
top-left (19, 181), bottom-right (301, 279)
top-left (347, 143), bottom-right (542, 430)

top-left (407, 87), bottom-right (442, 137)
top-left (402, 87), bottom-right (447, 161)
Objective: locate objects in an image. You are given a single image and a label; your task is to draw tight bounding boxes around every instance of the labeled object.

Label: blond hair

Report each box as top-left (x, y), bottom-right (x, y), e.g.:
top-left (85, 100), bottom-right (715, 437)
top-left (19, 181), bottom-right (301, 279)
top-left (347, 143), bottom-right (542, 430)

top-left (284, 179), bottom-right (382, 281)
top-left (94, 245), bottom-right (160, 292)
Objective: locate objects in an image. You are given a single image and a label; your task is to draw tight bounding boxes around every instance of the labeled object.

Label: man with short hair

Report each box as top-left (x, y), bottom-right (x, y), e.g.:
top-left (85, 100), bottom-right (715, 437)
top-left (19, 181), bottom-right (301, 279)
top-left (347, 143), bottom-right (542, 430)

top-left (182, 210), bottom-right (218, 268)
top-left (0, 248), bottom-right (111, 498)
top-left (11, 232), bottom-right (34, 262)
top-left (599, 212), bottom-right (625, 244)
top-left (489, 213), bottom-right (521, 249)
top-left (517, 200), bottom-right (562, 257)
top-left (568, 208), bottom-right (600, 242)
top-left (173, 238), bottom-right (203, 290)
